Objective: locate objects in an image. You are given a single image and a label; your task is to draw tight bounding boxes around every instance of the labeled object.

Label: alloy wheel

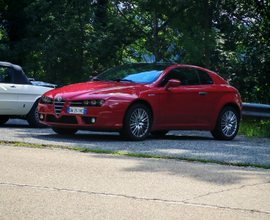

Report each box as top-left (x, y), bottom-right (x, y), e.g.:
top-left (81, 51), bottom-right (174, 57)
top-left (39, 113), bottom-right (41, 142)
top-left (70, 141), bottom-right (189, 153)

top-left (221, 110), bottom-right (238, 137)
top-left (129, 108), bottom-right (150, 138)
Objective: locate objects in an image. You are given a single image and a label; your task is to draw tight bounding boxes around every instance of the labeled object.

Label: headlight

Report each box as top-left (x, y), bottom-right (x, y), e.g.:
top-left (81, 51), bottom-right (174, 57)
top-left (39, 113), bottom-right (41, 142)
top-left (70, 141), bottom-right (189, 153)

top-left (71, 99), bottom-right (105, 107)
top-left (83, 99), bottom-right (105, 107)
top-left (83, 100), bottom-right (89, 105)
top-left (41, 95), bottom-right (53, 104)
top-left (90, 100), bottom-right (97, 106)
top-left (97, 99), bottom-right (105, 106)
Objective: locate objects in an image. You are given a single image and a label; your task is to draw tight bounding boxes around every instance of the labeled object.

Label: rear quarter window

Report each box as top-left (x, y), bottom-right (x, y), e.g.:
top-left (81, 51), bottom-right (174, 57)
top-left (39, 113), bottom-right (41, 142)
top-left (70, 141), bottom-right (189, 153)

top-left (0, 67), bottom-right (12, 83)
top-left (197, 69), bottom-right (214, 85)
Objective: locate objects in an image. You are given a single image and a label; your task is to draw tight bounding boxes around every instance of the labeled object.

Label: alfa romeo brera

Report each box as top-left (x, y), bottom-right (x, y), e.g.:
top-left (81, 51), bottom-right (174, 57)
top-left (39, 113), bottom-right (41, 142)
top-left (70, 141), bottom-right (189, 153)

top-left (38, 63), bottom-right (242, 141)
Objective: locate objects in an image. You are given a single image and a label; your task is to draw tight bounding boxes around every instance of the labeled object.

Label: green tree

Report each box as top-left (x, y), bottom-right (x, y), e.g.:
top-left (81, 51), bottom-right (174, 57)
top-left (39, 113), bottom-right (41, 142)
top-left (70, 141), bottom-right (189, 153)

top-left (114, 0), bottom-right (216, 67)
top-left (114, 0), bottom-right (188, 62)
top-left (91, 0), bottom-right (141, 72)
top-left (0, 0), bottom-right (35, 64)
top-left (211, 0), bottom-right (270, 104)
top-left (1, 0), bottom-right (269, 104)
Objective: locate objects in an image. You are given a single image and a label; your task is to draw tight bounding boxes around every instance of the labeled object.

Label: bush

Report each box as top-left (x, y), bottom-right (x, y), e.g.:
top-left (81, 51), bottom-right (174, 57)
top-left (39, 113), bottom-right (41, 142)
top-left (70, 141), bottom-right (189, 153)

top-left (239, 116), bottom-right (270, 138)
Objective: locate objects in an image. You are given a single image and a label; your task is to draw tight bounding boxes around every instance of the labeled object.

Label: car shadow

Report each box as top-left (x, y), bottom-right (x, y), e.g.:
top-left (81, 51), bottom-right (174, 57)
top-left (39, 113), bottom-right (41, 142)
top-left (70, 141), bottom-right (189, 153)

top-left (3, 119), bottom-right (215, 142)
top-left (0, 124), bottom-right (30, 129)
top-left (31, 131), bottom-right (214, 143)
top-left (148, 134), bottom-right (214, 141)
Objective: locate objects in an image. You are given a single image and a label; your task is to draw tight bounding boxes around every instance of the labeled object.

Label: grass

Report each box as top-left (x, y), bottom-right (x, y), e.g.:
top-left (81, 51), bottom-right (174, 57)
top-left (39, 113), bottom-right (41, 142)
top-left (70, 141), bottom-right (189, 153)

top-left (1, 140), bottom-right (269, 169)
top-left (239, 116), bottom-right (270, 138)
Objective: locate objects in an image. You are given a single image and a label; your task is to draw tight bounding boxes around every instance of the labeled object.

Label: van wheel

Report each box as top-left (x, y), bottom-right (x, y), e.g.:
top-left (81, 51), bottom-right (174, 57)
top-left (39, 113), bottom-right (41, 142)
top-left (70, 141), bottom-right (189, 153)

top-left (27, 100), bottom-right (47, 128)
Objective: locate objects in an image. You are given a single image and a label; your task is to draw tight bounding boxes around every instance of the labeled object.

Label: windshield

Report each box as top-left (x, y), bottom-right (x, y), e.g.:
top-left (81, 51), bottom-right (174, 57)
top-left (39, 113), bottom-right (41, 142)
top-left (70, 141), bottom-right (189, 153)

top-left (93, 63), bottom-right (172, 83)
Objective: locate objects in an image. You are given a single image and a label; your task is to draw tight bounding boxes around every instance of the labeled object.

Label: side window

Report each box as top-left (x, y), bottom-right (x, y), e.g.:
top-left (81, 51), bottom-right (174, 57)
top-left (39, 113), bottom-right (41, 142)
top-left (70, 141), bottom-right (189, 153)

top-left (159, 67), bottom-right (200, 87)
top-left (197, 69), bottom-right (214, 84)
top-left (0, 67), bottom-right (12, 83)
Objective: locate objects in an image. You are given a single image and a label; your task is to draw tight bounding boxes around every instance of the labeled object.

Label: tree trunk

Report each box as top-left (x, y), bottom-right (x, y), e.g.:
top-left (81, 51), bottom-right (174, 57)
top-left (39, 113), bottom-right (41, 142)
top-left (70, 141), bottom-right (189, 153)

top-left (204, 0), bottom-right (210, 69)
top-left (78, 5), bottom-right (84, 78)
top-left (153, 8), bottom-right (160, 62)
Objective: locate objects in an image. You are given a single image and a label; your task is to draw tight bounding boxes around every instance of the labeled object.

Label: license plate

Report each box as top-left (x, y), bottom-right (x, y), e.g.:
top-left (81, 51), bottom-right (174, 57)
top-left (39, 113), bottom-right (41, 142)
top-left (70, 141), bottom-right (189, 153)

top-left (67, 107), bottom-right (87, 114)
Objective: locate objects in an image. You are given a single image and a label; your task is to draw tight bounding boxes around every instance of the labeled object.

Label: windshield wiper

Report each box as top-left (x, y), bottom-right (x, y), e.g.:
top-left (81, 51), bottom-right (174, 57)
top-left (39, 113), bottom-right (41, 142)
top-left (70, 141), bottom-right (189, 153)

top-left (114, 78), bottom-right (134, 83)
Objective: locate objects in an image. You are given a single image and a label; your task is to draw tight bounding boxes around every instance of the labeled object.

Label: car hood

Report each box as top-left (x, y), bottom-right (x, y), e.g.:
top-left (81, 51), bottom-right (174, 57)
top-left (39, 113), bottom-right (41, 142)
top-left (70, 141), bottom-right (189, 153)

top-left (44, 81), bottom-right (150, 100)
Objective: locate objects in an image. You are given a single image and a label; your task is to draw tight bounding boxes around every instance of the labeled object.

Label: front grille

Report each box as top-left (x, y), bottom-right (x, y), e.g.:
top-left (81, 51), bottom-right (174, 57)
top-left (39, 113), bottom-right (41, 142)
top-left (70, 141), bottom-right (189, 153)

top-left (47, 114), bottom-right (78, 124)
top-left (54, 99), bottom-right (66, 116)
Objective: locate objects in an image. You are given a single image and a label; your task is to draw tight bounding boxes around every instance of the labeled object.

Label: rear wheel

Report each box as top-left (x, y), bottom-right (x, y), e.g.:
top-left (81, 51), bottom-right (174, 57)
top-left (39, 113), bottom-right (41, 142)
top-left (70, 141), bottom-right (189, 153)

top-left (52, 127), bottom-right (78, 135)
top-left (27, 100), bottom-right (47, 128)
top-left (211, 106), bottom-right (239, 140)
top-left (0, 116), bottom-right (9, 125)
top-left (120, 103), bottom-right (151, 141)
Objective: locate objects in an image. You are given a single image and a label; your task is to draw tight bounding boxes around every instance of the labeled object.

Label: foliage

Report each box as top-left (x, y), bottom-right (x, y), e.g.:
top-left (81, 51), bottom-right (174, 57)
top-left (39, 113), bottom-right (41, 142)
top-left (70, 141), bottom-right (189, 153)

top-left (211, 0), bottom-right (270, 104)
top-left (0, 0), bottom-right (139, 86)
top-left (239, 116), bottom-right (270, 138)
top-left (0, 0), bottom-right (270, 104)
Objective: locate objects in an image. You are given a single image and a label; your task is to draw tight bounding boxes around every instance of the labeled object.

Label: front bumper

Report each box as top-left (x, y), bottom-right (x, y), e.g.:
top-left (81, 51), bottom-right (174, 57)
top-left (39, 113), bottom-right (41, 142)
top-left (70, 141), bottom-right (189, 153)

top-left (38, 101), bottom-right (124, 131)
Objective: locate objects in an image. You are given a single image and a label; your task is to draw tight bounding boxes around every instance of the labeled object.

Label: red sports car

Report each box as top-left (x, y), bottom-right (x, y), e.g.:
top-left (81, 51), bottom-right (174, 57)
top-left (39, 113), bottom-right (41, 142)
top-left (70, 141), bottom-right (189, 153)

top-left (38, 63), bottom-right (242, 141)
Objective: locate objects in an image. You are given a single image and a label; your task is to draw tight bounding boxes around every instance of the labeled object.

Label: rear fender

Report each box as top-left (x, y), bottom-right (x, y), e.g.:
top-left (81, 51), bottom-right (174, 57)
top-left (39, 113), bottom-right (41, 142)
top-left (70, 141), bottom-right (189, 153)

top-left (210, 93), bottom-right (241, 128)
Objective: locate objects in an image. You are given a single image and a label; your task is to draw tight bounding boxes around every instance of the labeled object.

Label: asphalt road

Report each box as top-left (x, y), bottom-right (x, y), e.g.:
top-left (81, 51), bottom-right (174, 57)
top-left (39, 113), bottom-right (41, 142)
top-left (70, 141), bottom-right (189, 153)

top-left (1, 119), bottom-right (270, 167)
top-left (1, 144), bottom-right (270, 219)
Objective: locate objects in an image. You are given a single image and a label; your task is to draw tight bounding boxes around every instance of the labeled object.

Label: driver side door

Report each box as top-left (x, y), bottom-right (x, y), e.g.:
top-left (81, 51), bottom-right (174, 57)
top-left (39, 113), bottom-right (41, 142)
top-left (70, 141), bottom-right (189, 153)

top-left (157, 67), bottom-right (209, 127)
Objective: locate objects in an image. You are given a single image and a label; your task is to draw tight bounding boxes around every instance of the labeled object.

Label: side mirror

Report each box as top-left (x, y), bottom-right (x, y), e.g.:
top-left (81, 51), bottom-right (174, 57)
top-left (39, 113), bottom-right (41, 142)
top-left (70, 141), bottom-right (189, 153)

top-left (164, 79), bottom-right (181, 90)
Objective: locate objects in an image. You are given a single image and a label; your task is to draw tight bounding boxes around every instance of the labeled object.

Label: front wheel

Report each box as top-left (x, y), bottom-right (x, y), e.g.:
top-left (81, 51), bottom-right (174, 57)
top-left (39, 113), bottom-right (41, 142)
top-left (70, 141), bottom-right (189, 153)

top-left (211, 106), bottom-right (239, 140)
top-left (52, 127), bottom-right (78, 135)
top-left (120, 104), bottom-right (152, 141)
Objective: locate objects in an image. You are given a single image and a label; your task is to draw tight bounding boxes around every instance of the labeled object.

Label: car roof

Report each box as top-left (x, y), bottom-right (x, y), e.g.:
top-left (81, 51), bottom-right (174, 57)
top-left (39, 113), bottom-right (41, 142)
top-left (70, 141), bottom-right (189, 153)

top-left (0, 61), bottom-right (13, 67)
top-left (0, 61), bottom-right (31, 85)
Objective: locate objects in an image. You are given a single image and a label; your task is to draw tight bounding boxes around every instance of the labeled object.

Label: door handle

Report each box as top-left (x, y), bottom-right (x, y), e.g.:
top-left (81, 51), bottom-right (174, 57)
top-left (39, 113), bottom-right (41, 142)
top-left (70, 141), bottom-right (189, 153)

top-left (199, 92), bottom-right (208, 95)
top-left (10, 85), bottom-right (16, 88)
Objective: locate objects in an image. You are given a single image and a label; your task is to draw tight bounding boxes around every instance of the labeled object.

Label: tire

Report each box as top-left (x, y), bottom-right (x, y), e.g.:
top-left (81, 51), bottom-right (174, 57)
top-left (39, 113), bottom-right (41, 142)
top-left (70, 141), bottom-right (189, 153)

top-left (150, 130), bottom-right (169, 136)
top-left (27, 100), bottom-right (47, 128)
top-left (120, 103), bottom-right (152, 141)
top-left (211, 106), bottom-right (240, 140)
top-left (52, 127), bottom-right (78, 135)
top-left (0, 116), bottom-right (9, 125)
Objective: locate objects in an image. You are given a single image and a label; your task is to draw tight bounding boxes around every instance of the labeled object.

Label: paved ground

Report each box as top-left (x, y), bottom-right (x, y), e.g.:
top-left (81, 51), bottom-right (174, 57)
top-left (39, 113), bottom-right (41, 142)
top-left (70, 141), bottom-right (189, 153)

top-left (1, 119), bottom-right (270, 166)
top-left (1, 144), bottom-right (270, 219)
